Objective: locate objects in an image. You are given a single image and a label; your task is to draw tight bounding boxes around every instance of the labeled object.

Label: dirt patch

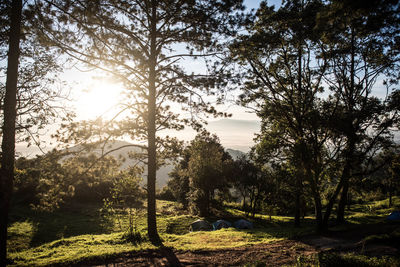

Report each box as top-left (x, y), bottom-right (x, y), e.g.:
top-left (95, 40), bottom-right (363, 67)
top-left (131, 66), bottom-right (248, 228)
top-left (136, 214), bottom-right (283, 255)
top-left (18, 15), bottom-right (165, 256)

top-left (80, 240), bottom-right (317, 267)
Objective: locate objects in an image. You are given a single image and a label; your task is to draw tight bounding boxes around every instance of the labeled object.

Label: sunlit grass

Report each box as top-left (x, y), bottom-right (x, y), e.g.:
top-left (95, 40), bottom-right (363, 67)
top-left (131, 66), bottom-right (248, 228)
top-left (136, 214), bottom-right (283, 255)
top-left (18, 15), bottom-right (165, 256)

top-left (10, 233), bottom-right (155, 266)
top-left (342, 196), bottom-right (400, 225)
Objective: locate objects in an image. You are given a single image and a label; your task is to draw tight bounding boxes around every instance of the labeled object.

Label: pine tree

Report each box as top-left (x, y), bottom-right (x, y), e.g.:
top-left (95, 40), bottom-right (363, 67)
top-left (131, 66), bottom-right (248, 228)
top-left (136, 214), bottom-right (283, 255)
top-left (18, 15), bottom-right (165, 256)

top-left (36, 0), bottom-right (245, 242)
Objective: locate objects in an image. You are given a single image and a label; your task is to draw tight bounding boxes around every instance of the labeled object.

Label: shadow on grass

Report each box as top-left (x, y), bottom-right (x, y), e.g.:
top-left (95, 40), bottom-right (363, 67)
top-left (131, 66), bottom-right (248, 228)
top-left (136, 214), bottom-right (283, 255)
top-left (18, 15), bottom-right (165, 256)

top-left (157, 241), bottom-right (183, 267)
top-left (9, 202), bottom-right (114, 247)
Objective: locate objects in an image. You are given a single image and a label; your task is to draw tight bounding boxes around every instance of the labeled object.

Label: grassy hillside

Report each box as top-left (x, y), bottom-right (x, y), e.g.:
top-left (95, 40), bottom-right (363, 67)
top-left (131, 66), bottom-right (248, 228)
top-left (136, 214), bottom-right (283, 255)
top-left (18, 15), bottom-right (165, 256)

top-left (7, 197), bottom-right (400, 266)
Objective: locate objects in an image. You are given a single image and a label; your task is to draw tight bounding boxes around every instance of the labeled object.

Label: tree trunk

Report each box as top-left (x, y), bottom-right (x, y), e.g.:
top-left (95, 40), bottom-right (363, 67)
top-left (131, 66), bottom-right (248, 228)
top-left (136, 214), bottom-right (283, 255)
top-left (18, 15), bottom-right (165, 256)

top-left (294, 188), bottom-right (301, 227)
top-left (321, 157), bottom-right (352, 231)
top-left (337, 180), bottom-right (349, 224)
top-left (0, 0), bottom-right (22, 265)
top-left (389, 190), bottom-right (392, 208)
top-left (247, 189), bottom-right (254, 217)
top-left (294, 31), bottom-right (303, 228)
top-left (336, 26), bottom-right (356, 227)
top-left (146, 0), bottom-right (159, 244)
top-left (204, 190), bottom-right (210, 216)
top-left (252, 190), bottom-right (260, 218)
top-left (313, 192), bottom-right (323, 232)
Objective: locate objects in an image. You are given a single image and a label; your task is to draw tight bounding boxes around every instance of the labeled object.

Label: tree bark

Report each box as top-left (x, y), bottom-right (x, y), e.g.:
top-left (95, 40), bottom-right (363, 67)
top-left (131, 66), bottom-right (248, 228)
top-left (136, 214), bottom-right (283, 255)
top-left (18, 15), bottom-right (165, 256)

top-left (321, 149), bottom-right (353, 231)
top-left (0, 0), bottom-right (22, 265)
top-left (294, 27), bottom-right (303, 228)
top-left (389, 188), bottom-right (392, 207)
top-left (337, 180), bottom-right (349, 223)
top-left (146, 0), bottom-right (159, 244)
top-left (294, 188), bottom-right (301, 227)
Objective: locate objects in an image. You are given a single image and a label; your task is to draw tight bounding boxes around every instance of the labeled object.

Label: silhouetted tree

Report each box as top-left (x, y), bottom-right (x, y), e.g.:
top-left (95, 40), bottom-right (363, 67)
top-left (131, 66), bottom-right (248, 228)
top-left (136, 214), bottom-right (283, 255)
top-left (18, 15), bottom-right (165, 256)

top-left (317, 0), bottom-right (400, 225)
top-left (0, 0), bottom-right (22, 265)
top-left (232, 0), bottom-right (327, 227)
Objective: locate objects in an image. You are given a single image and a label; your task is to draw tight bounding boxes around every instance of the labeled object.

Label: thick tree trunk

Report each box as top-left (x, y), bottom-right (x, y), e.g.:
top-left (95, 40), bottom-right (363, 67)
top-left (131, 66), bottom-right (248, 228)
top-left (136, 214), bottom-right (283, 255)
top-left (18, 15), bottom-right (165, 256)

top-left (147, 0), bottom-right (159, 244)
top-left (337, 180), bottom-right (349, 223)
top-left (313, 192), bottom-right (323, 232)
top-left (321, 154), bottom-right (352, 230)
top-left (305, 163), bottom-right (324, 231)
top-left (0, 0), bottom-right (22, 265)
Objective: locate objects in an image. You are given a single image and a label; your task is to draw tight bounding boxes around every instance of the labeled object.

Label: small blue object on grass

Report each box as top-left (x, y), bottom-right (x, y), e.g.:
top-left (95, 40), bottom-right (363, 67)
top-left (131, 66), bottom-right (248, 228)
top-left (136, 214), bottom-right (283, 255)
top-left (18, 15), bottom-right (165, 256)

top-left (234, 219), bottom-right (253, 229)
top-left (212, 220), bottom-right (232, 230)
top-left (387, 210), bottom-right (400, 221)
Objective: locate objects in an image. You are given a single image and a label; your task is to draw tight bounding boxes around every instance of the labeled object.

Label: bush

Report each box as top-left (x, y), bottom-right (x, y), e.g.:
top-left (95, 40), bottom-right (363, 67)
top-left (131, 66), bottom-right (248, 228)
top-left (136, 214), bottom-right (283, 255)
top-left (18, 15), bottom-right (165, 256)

top-left (157, 186), bottom-right (176, 201)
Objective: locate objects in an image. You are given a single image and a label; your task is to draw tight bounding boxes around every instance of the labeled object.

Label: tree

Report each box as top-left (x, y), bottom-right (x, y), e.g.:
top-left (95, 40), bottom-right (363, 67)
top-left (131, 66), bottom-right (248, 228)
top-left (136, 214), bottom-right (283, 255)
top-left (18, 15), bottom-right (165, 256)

top-left (233, 0), bottom-right (400, 231)
top-left (232, 0), bottom-right (328, 227)
top-left (0, 1), bottom-right (73, 261)
top-left (187, 132), bottom-right (231, 216)
top-left (0, 3), bottom-right (73, 150)
top-left (36, 0), bottom-right (245, 242)
top-left (232, 155), bottom-right (267, 217)
top-left (317, 0), bottom-right (400, 224)
top-left (0, 0), bottom-right (22, 265)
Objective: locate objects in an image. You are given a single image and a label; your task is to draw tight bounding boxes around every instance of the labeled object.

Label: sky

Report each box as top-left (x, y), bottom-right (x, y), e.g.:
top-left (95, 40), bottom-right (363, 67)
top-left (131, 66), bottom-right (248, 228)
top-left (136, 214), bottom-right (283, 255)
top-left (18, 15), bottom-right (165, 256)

top-left (71, 0), bottom-right (280, 122)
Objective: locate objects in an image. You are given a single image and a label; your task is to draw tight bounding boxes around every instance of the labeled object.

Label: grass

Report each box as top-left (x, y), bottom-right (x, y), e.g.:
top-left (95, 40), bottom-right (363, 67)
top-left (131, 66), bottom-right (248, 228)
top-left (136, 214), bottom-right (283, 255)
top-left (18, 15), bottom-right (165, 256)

top-left (315, 252), bottom-right (400, 267)
top-left (7, 197), bottom-right (400, 266)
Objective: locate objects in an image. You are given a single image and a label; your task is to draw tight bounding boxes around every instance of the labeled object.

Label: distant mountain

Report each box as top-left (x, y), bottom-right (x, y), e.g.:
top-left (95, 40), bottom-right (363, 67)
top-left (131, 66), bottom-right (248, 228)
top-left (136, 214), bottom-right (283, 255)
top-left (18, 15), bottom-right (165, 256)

top-left (16, 119), bottom-right (257, 188)
top-left (226, 148), bottom-right (246, 160)
top-left (206, 119), bottom-right (260, 152)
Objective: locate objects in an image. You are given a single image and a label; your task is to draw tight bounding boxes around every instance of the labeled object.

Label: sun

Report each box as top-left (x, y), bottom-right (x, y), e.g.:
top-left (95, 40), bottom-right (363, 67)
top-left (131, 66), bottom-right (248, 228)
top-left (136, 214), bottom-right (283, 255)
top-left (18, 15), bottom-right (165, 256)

top-left (75, 77), bottom-right (125, 120)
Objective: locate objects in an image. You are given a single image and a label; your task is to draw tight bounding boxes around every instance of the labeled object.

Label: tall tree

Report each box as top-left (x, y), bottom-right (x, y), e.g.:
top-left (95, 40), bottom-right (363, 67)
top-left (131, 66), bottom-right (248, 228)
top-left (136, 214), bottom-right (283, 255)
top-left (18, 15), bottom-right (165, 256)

top-left (36, 0), bottom-right (244, 242)
top-left (0, 0), bottom-right (22, 265)
top-left (232, 0), bottom-right (327, 227)
top-left (234, 0), bottom-right (400, 231)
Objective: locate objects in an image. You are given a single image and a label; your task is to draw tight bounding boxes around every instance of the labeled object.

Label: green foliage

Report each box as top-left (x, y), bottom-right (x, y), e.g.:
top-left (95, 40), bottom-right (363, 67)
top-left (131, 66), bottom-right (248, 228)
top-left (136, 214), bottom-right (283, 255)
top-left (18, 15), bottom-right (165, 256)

top-left (164, 131), bottom-right (234, 216)
top-left (100, 166), bottom-right (145, 241)
top-left (14, 151), bottom-right (133, 211)
top-left (187, 132), bottom-right (233, 216)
